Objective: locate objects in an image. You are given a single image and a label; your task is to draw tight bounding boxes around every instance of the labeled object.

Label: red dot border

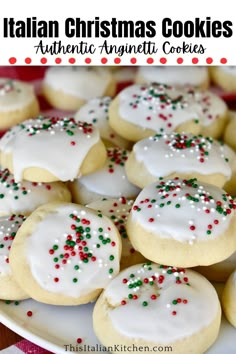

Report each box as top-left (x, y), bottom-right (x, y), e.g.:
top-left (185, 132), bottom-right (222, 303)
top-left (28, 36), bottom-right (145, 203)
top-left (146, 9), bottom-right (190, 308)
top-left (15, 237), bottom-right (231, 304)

top-left (7, 57), bottom-right (229, 65)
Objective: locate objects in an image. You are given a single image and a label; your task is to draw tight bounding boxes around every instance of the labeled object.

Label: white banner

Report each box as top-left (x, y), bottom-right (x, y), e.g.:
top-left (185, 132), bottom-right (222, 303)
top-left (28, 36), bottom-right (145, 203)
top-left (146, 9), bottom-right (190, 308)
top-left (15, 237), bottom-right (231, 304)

top-left (0, 0), bottom-right (235, 65)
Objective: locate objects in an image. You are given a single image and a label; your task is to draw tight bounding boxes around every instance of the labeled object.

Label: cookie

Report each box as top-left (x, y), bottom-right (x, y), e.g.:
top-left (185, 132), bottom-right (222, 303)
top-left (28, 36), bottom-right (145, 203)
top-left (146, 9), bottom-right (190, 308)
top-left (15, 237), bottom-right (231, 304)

top-left (126, 178), bottom-right (236, 268)
top-left (69, 147), bottom-right (140, 205)
top-left (0, 116), bottom-right (107, 183)
top-left (0, 167), bottom-right (71, 216)
top-left (75, 97), bottom-right (131, 149)
top-left (210, 66), bottom-right (236, 92)
top-left (87, 197), bottom-right (146, 269)
top-left (93, 262), bottom-right (221, 354)
top-left (109, 83), bottom-right (228, 142)
top-left (0, 214), bottom-right (28, 300)
top-left (224, 110), bottom-right (236, 151)
top-left (125, 133), bottom-right (235, 189)
top-left (9, 202), bottom-right (122, 305)
top-left (222, 270), bottom-right (236, 327)
top-left (136, 66), bottom-right (209, 89)
top-left (196, 251), bottom-right (236, 282)
top-left (43, 67), bottom-right (116, 111)
top-left (0, 78), bottom-right (39, 130)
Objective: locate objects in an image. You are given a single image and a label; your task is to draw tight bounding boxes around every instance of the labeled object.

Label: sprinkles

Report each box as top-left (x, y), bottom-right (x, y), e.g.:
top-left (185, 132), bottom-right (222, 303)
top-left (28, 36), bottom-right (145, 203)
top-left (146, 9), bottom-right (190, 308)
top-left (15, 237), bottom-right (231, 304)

top-left (119, 262), bottom-right (189, 316)
top-left (132, 133), bottom-right (232, 181)
top-left (87, 197), bottom-right (141, 260)
top-left (44, 206), bottom-right (119, 286)
top-left (132, 178), bottom-right (236, 243)
top-left (0, 214), bottom-right (26, 271)
top-left (119, 83), bottom-right (226, 133)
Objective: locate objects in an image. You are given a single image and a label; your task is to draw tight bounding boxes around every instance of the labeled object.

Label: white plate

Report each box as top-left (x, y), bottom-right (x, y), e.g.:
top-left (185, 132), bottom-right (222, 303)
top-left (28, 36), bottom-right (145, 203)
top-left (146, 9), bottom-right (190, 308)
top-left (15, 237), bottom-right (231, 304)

top-left (0, 285), bottom-right (236, 354)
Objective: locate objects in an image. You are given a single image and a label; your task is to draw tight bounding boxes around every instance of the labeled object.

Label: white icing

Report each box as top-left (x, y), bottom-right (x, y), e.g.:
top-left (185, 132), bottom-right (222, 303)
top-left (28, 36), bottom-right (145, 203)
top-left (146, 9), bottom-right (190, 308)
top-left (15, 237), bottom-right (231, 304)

top-left (0, 78), bottom-right (36, 112)
top-left (75, 97), bottom-right (129, 148)
top-left (118, 84), bottom-right (226, 132)
top-left (219, 66), bottom-right (236, 76)
top-left (132, 133), bottom-right (234, 179)
top-left (104, 263), bottom-right (219, 344)
top-left (0, 214), bottom-right (26, 275)
top-left (27, 204), bottom-right (121, 297)
top-left (0, 117), bottom-right (100, 182)
top-left (87, 198), bottom-right (135, 258)
top-left (137, 66), bottom-right (209, 86)
top-left (44, 67), bottom-right (111, 100)
top-left (130, 178), bottom-right (235, 243)
top-left (0, 168), bottom-right (70, 215)
top-left (75, 147), bottom-right (140, 198)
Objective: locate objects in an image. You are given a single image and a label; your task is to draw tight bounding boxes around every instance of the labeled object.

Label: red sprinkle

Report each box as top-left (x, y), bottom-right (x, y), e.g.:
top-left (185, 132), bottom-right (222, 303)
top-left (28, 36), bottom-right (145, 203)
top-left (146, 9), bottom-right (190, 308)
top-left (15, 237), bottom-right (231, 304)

top-left (77, 338), bottom-right (83, 344)
top-left (27, 311), bottom-right (33, 317)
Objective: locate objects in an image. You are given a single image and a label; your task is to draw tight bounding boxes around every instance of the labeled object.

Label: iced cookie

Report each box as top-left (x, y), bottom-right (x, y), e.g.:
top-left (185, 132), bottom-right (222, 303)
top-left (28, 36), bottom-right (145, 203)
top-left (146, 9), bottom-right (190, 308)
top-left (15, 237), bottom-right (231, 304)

top-left (9, 202), bottom-right (122, 305)
top-left (0, 214), bottom-right (28, 300)
top-left (136, 66), bottom-right (209, 89)
top-left (0, 116), bottom-right (107, 183)
top-left (69, 147), bottom-right (140, 205)
top-left (210, 66), bottom-right (236, 92)
top-left (0, 167), bottom-right (71, 216)
top-left (0, 78), bottom-right (39, 130)
top-left (126, 178), bottom-right (236, 268)
top-left (43, 67), bottom-right (116, 111)
top-left (196, 251), bottom-right (236, 282)
top-left (125, 133), bottom-right (235, 189)
top-left (75, 97), bottom-right (131, 149)
top-left (109, 83), bottom-right (228, 142)
top-left (93, 262), bottom-right (221, 354)
top-left (222, 270), bottom-right (236, 327)
top-left (87, 198), bottom-right (146, 269)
